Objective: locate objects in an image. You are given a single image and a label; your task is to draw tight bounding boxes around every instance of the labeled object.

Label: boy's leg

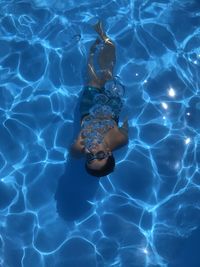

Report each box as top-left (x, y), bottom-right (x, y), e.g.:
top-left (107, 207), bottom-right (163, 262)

top-left (93, 21), bottom-right (116, 83)
top-left (87, 38), bottom-right (102, 88)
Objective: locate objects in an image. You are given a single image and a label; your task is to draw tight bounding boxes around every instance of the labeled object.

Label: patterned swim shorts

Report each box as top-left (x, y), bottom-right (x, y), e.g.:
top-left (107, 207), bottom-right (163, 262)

top-left (79, 85), bottom-right (123, 123)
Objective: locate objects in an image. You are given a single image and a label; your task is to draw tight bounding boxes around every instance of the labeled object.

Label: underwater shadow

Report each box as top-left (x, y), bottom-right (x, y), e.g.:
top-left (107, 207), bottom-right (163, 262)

top-left (55, 93), bottom-right (100, 221)
top-left (55, 157), bottom-right (99, 221)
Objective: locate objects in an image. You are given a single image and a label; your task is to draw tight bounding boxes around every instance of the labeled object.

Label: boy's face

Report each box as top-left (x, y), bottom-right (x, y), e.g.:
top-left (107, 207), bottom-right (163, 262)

top-left (85, 143), bottom-right (110, 170)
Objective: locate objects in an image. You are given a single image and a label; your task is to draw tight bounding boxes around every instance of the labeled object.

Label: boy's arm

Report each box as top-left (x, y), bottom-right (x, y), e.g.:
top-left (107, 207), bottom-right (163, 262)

top-left (118, 118), bottom-right (129, 144)
top-left (112, 119), bottom-right (129, 151)
top-left (70, 133), bottom-right (84, 158)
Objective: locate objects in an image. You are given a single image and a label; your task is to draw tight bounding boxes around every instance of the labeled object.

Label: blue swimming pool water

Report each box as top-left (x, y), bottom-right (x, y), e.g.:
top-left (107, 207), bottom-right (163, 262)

top-left (0, 0), bottom-right (200, 266)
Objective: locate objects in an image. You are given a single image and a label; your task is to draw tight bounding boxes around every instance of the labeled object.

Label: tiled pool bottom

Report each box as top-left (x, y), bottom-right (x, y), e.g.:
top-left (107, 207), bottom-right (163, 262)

top-left (0, 0), bottom-right (200, 266)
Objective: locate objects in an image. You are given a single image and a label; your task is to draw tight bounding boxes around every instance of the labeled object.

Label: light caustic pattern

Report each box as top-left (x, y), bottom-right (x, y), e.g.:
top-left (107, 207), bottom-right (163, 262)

top-left (0, 0), bottom-right (200, 266)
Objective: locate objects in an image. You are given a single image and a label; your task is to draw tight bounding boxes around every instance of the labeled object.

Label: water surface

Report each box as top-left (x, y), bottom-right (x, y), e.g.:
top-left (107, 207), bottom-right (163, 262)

top-left (0, 0), bottom-right (200, 266)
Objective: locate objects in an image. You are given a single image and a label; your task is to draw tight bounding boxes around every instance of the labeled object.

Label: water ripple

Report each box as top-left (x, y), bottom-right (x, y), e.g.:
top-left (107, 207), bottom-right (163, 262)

top-left (0, 0), bottom-right (200, 266)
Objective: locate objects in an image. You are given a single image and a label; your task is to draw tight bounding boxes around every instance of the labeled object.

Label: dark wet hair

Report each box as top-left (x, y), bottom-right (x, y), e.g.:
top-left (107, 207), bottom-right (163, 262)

top-left (85, 154), bottom-right (115, 177)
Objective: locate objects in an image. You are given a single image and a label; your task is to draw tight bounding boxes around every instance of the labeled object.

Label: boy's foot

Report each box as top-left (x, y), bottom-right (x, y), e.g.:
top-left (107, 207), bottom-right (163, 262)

top-left (93, 20), bottom-right (113, 45)
top-left (93, 20), bottom-right (103, 36)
